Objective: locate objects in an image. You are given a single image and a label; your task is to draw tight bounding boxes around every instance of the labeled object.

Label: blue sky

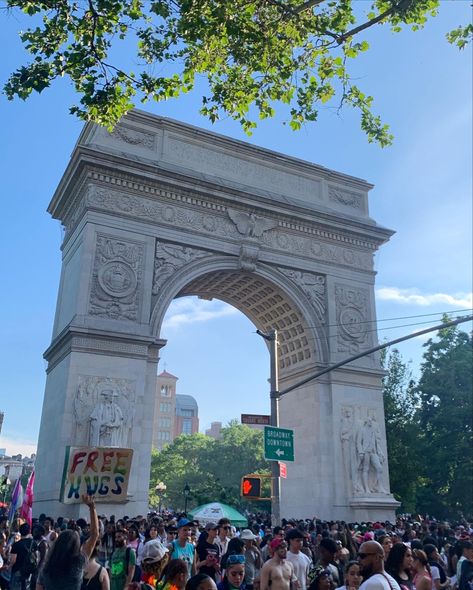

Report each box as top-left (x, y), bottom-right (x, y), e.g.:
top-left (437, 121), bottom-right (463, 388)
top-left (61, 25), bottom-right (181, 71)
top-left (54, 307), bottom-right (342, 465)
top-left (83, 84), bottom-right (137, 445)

top-left (1, 2), bottom-right (471, 456)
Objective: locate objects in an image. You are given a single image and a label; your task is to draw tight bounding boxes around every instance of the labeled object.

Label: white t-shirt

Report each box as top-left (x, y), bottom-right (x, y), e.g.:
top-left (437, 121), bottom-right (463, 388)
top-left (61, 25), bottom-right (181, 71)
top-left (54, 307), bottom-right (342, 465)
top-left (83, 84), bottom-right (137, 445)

top-left (360, 573), bottom-right (402, 590)
top-left (430, 566), bottom-right (440, 583)
top-left (286, 551), bottom-right (312, 590)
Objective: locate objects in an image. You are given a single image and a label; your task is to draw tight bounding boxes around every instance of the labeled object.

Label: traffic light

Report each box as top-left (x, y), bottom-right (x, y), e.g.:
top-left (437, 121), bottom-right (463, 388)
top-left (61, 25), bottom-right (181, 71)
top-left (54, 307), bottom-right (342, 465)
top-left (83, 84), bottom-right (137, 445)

top-left (241, 476), bottom-right (261, 499)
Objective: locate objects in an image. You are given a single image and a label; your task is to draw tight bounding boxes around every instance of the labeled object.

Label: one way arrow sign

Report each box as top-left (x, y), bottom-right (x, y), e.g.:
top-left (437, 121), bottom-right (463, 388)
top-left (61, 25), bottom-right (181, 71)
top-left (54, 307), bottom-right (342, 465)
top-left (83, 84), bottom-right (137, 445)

top-left (264, 426), bottom-right (294, 462)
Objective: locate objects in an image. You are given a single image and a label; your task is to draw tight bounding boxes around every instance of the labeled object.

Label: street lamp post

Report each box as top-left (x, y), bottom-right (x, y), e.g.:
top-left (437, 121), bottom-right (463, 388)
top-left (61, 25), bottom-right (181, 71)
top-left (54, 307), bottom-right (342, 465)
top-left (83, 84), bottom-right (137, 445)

top-left (183, 483), bottom-right (190, 514)
top-left (155, 481), bottom-right (167, 513)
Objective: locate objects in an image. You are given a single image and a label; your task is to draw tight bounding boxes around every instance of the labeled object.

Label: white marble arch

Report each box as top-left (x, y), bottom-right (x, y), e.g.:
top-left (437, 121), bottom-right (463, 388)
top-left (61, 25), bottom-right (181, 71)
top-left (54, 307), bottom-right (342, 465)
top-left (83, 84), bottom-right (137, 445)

top-left (34, 110), bottom-right (399, 519)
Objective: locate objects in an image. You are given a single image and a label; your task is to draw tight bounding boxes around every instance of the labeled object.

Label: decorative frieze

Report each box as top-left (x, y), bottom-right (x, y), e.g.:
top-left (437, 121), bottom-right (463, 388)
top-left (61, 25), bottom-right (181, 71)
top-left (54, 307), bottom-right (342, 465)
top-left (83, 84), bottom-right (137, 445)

top-left (109, 125), bottom-right (156, 151)
top-left (279, 269), bottom-right (326, 324)
top-left (329, 186), bottom-right (364, 210)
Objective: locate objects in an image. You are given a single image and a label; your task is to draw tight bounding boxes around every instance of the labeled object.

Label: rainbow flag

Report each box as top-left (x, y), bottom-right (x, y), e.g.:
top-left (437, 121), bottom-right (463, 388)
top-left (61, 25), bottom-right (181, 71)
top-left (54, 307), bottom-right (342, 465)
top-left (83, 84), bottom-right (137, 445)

top-left (7, 477), bottom-right (24, 522)
top-left (20, 470), bottom-right (35, 526)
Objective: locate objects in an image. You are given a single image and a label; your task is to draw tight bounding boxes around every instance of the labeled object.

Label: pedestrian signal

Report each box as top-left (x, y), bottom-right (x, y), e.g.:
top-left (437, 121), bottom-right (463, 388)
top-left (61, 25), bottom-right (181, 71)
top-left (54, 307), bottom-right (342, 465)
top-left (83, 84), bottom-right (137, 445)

top-left (241, 476), bottom-right (261, 498)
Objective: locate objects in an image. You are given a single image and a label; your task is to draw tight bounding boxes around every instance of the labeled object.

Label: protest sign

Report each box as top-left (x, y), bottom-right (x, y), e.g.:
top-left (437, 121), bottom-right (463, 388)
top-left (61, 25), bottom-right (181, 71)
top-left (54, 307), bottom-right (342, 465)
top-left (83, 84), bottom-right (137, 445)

top-left (60, 446), bottom-right (133, 504)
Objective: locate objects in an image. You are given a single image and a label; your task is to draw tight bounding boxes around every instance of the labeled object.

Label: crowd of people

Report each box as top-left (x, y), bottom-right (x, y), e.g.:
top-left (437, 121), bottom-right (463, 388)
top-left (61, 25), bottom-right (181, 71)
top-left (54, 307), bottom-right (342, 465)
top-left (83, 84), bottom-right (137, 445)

top-left (0, 496), bottom-right (472, 590)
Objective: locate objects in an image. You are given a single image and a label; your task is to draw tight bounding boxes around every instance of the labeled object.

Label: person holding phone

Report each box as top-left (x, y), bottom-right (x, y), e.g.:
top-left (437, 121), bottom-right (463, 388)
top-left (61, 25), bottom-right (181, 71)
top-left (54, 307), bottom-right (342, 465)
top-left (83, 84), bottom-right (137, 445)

top-left (197, 523), bottom-right (221, 581)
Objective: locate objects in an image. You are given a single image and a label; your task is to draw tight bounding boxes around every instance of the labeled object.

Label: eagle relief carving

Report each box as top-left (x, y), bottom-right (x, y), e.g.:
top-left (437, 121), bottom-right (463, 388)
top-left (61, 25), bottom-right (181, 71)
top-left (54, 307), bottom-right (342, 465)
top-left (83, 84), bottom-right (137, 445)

top-left (227, 209), bottom-right (278, 239)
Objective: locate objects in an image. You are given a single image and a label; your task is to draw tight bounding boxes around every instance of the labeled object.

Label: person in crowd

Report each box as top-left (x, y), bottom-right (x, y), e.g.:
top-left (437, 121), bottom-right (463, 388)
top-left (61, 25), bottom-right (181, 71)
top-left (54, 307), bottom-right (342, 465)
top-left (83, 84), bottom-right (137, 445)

top-left (196, 523), bottom-right (221, 581)
top-left (99, 522), bottom-right (116, 568)
top-left (128, 524), bottom-right (145, 582)
top-left (423, 545), bottom-right (450, 590)
top-left (385, 543), bottom-right (414, 590)
top-left (109, 528), bottom-right (136, 590)
top-left (141, 539), bottom-right (169, 587)
top-left (221, 539), bottom-right (245, 572)
top-left (239, 529), bottom-right (262, 590)
top-left (218, 554), bottom-right (246, 590)
top-left (378, 537), bottom-right (393, 563)
top-left (286, 529), bottom-right (312, 590)
top-left (337, 561), bottom-right (362, 590)
top-left (412, 550), bottom-right (432, 590)
top-left (8, 521), bottom-right (35, 590)
top-left (260, 538), bottom-right (297, 590)
top-left (186, 574), bottom-right (218, 590)
top-left (81, 543), bottom-right (110, 590)
top-left (30, 524), bottom-right (48, 590)
top-left (317, 538), bottom-right (340, 586)
top-left (36, 495), bottom-right (99, 590)
top-left (216, 521), bottom-right (233, 557)
top-left (358, 540), bottom-right (401, 590)
top-left (456, 542), bottom-right (473, 588)
top-left (308, 567), bottom-right (334, 590)
top-left (169, 519), bottom-right (196, 580)
top-left (157, 558), bottom-right (189, 590)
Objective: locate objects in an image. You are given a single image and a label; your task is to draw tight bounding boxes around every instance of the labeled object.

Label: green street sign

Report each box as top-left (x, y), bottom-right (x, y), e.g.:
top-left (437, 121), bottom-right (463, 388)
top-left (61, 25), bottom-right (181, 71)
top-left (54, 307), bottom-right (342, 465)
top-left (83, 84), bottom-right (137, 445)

top-left (264, 426), bottom-right (294, 462)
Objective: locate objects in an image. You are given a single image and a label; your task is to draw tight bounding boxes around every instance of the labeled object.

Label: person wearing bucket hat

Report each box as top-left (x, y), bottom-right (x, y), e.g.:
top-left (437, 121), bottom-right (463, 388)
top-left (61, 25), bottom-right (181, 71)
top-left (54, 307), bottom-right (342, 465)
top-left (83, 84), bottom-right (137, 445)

top-left (239, 530), bottom-right (262, 590)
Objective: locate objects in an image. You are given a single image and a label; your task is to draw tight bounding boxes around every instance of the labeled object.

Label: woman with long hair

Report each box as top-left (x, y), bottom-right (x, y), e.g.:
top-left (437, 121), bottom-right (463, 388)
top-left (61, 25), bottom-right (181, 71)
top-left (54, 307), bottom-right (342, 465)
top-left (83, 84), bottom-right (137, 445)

top-left (385, 543), bottom-right (414, 590)
top-left (36, 495), bottom-right (99, 590)
top-left (412, 550), bottom-right (432, 590)
top-left (378, 536), bottom-right (393, 562)
top-left (81, 543), bottom-right (110, 590)
top-left (337, 561), bottom-right (362, 590)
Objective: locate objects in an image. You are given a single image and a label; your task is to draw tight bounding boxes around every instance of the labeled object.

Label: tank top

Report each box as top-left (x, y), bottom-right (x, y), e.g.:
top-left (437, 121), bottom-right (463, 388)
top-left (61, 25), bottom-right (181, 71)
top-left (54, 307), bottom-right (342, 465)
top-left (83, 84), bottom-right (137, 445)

top-left (170, 540), bottom-right (195, 579)
top-left (81, 565), bottom-right (103, 590)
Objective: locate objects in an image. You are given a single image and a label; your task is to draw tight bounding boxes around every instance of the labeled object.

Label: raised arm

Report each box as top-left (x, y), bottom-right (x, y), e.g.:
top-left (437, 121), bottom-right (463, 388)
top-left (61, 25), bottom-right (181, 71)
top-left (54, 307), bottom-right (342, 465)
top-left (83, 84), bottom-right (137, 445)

top-left (81, 495), bottom-right (100, 559)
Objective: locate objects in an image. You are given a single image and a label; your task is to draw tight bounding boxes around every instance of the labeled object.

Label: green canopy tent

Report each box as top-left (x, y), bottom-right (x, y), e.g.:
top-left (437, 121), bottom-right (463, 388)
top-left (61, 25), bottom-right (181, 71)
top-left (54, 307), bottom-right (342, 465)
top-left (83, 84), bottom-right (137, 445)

top-left (188, 502), bottom-right (248, 527)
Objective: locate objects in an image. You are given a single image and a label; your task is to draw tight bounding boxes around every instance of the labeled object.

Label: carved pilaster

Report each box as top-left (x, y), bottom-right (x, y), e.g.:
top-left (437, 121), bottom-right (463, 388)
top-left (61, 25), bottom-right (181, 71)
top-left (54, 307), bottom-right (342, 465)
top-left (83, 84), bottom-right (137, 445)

top-left (335, 283), bottom-right (372, 354)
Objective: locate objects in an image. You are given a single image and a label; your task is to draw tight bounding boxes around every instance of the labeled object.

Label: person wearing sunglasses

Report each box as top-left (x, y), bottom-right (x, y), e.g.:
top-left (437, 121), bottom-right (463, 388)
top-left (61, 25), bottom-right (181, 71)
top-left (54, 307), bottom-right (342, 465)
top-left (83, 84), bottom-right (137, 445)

top-left (217, 521), bottom-right (233, 556)
top-left (358, 540), bottom-right (401, 590)
top-left (218, 554), bottom-right (247, 590)
top-left (260, 538), bottom-right (297, 590)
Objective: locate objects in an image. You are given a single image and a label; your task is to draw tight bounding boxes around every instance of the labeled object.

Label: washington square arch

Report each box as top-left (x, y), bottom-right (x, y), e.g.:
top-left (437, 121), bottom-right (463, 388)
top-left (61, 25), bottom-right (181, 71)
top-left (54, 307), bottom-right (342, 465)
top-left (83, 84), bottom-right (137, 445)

top-left (34, 110), bottom-right (400, 521)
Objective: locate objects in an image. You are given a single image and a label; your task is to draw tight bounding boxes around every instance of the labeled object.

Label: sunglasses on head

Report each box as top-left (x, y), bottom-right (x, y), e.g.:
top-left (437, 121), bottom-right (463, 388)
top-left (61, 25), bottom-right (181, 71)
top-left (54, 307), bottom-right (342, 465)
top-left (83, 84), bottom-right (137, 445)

top-left (227, 554), bottom-right (245, 565)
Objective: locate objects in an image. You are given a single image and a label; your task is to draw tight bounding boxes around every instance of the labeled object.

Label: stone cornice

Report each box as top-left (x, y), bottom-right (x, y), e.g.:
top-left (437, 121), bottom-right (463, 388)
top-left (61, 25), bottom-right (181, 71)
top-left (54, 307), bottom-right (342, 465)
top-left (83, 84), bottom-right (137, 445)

top-left (44, 324), bottom-right (166, 373)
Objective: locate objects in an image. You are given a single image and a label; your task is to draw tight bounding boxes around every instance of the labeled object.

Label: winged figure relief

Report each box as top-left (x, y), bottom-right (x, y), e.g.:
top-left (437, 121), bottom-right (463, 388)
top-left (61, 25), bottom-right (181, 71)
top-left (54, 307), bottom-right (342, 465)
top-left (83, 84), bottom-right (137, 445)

top-left (227, 209), bottom-right (278, 238)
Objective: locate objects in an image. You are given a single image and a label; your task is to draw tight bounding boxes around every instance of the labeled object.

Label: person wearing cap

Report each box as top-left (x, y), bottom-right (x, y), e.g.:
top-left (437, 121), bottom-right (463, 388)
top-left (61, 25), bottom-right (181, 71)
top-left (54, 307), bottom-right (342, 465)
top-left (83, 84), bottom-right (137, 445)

top-left (141, 539), bottom-right (169, 587)
top-left (196, 523), bottom-right (221, 581)
top-left (169, 519), bottom-right (196, 580)
top-left (260, 538), bottom-right (297, 590)
top-left (240, 529), bottom-right (262, 590)
top-left (286, 529), bottom-right (312, 590)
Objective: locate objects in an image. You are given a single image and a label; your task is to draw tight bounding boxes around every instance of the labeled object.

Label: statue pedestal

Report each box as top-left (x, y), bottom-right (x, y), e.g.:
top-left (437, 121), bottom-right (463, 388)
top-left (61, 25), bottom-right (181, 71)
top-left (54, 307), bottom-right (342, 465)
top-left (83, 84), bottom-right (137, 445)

top-left (349, 495), bottom-right (400, 522)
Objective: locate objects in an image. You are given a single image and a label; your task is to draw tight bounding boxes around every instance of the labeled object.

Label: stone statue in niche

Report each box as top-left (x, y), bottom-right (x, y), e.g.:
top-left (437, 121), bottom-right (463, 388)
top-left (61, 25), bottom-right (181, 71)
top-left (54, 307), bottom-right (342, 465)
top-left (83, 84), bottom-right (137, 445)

top-left (89, 388), bottom-right (125, 447)
top-left (340, 406), bottom-right (357, 494)
top-left (73, 376), bottom-right (135, 447)
top-left (355, 412), bottom-right (387, 494)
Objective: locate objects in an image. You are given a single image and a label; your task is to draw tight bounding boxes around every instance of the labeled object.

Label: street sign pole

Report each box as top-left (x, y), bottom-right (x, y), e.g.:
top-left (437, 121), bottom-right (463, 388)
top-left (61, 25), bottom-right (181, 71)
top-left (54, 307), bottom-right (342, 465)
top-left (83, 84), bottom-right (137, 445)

top-left (257, 328), bottom-right (281, 526)
top-left (269, 330), bottom-right (280, 526)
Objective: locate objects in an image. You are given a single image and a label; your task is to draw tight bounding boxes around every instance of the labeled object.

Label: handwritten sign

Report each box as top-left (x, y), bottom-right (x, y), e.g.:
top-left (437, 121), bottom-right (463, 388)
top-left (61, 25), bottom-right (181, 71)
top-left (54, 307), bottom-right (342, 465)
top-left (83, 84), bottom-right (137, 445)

top-left (60, 446), bottom-right (133, 504)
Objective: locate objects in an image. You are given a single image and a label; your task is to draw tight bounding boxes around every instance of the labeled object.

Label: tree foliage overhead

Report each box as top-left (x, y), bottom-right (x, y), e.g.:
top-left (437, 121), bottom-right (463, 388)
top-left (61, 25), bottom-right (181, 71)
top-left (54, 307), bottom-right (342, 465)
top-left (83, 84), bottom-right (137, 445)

top-left (149, 421), bottom-right (270, 511)
top-left (4, 0), bottom-right (469, 145)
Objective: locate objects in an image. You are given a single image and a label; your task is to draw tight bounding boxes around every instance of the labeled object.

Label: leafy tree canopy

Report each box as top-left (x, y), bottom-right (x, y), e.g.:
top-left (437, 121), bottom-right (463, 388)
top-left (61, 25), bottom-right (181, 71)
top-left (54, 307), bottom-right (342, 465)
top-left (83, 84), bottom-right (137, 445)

top-left (149, 421), bottom-right (270, 511)
top-left (3, 0), bottom-right (470, 145)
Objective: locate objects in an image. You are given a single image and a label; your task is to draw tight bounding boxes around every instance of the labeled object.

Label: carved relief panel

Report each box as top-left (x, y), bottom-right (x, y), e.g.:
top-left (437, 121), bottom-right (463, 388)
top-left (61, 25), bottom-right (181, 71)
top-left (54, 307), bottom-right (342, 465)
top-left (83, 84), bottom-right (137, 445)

top-left (88, 234), bottom-right (145, 321)
top-left (339, 405), bottom-right (388, 497)
top-left (73, 375), bottom-right (136, 447)
top-left (334, 283), bottom-right (372, 354)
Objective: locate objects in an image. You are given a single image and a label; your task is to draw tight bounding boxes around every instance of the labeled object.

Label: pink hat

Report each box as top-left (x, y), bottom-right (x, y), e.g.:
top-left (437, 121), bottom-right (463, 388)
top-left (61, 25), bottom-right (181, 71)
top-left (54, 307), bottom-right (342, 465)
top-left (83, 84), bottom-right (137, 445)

top-left (363, 532), bottom-right (375, 542)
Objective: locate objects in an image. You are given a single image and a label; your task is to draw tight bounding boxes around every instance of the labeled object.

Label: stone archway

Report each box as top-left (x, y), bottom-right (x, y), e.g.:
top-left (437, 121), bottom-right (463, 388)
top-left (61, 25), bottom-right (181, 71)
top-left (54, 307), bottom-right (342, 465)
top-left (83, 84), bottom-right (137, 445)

top-left (35, 111), bottom-right (399, 520)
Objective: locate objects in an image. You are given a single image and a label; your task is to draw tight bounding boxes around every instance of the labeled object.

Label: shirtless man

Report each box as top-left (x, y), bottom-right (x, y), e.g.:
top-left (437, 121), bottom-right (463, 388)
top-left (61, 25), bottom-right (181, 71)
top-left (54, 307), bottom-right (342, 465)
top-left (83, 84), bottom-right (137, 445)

top-left (260, 538), bottom-right (298, 590)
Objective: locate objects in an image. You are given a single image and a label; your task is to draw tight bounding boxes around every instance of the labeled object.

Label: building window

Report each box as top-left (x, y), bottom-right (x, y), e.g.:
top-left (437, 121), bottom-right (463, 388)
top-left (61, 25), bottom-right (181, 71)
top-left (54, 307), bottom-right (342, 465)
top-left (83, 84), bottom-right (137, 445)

top-left (159, 417), bottom-right (171, 428)
top-left (158, 431), bottom-right (171, 441)
top-left (180, 409), bottom-right (194, 417)
top-left (159, 402), bottom-right (171, 413)
top-left (161, 385), bottom-right (172, 397)
top-left (182, 419), bottom-right (193, 435)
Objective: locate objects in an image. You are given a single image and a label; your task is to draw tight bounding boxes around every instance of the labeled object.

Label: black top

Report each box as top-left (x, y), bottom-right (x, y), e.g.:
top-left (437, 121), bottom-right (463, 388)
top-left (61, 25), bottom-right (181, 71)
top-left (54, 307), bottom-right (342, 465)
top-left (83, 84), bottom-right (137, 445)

top-left (197, 541), bottom-right (220, 580)
top-left (11, 538), bottom-right (33, 573)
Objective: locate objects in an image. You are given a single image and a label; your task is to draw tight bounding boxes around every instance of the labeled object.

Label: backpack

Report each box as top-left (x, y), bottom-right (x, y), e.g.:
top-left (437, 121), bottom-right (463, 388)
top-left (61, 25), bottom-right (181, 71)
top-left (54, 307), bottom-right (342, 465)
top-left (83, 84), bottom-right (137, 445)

top-left (20, 539), bottom-right (38, 578)
top-left (126, 546), bottom-right (142, 583)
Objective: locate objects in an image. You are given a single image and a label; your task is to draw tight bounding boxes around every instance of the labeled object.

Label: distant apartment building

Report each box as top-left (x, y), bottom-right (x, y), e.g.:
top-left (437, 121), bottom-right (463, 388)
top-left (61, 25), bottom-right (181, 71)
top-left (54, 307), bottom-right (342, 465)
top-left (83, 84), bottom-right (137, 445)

top-left (205, 421), bottom-right (223, 440)
top-left (152, 371), bottom-right (199, 450)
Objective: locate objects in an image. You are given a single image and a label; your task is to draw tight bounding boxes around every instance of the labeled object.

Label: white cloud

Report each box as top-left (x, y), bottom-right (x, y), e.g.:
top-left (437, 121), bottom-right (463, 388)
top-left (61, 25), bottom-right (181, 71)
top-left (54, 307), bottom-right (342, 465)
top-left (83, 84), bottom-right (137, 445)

top-left (376, 287), bottom-right (472, 309)
top-left (163, 298), bottom-right (239, 330)
top-left (0, 434), bottom-right (37, 457)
